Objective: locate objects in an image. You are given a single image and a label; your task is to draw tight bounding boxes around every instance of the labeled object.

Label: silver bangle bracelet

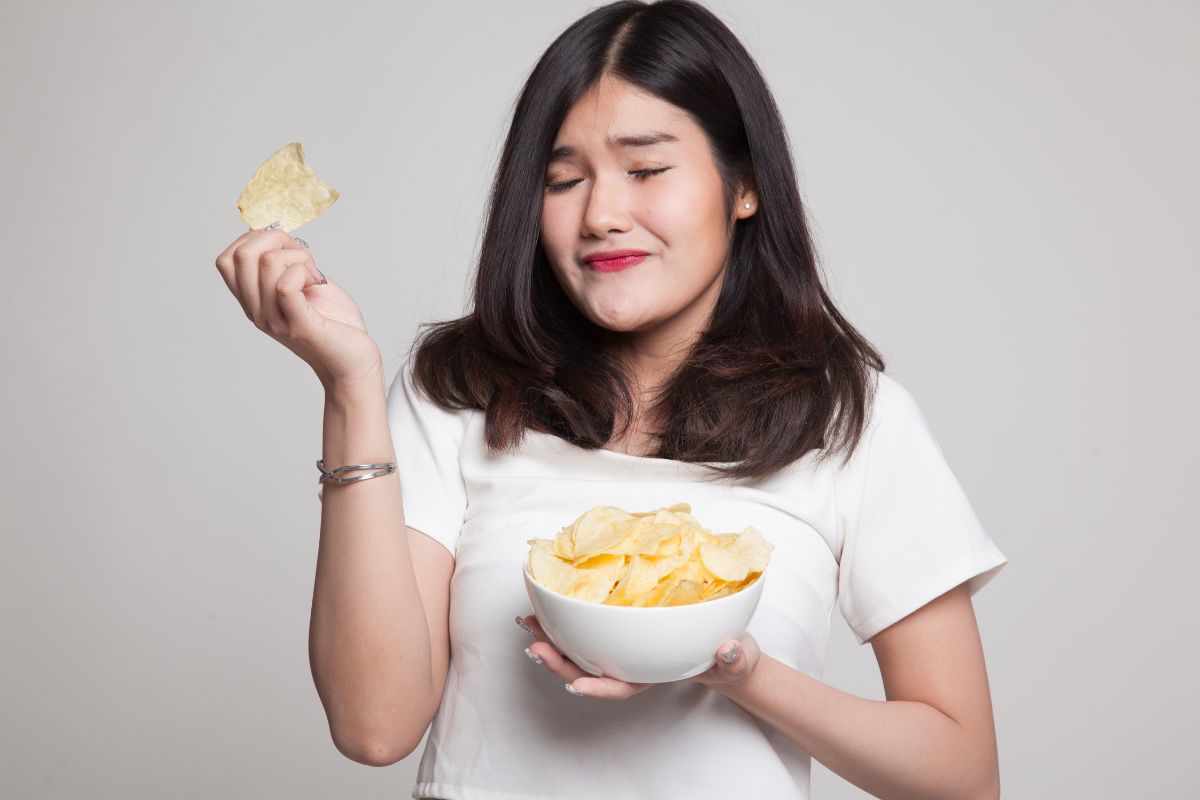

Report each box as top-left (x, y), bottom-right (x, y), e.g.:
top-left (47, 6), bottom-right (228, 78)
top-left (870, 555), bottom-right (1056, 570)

top-left (316, 458), bottom-right (397, 485)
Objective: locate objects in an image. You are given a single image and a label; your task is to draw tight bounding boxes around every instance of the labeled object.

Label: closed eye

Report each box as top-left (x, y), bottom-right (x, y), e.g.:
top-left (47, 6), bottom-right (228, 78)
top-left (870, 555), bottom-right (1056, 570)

top-left (544, 167), bottom-right (672, 194)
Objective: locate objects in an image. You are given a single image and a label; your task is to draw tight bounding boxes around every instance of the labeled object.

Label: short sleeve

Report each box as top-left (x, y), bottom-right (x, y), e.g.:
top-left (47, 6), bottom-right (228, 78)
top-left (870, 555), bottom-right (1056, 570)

top-left (382, 356), bottom-right (470, 557)
top-left (833, 373), bottom-right (1008, 645)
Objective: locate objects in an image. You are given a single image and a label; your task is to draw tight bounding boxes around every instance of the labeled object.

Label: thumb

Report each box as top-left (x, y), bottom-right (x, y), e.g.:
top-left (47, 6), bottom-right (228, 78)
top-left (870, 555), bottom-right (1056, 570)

top-left (714, 634), bottom-right (758, 681)
top-left (716, 640), bottom-right (745, 671)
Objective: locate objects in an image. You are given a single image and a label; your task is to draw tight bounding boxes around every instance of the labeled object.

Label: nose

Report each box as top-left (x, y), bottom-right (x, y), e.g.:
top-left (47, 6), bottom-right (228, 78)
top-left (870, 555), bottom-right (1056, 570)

top-left (580, 173), bottom-right (633, 239)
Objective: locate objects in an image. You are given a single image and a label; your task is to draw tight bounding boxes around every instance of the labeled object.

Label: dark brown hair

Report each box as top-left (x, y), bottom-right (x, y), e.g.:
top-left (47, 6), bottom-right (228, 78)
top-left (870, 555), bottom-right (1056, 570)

top-left (409, 0), bottom-right (885, 482)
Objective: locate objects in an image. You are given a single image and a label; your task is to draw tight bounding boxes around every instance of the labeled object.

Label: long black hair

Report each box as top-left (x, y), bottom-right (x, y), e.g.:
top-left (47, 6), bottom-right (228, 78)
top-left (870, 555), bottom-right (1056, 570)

top-left (410, 0), bottom-right (885, 482)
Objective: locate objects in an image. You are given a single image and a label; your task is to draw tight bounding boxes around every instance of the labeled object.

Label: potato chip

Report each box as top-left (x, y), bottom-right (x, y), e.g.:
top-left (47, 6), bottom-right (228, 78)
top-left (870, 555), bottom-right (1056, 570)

top-left (530, 539), bottom-right (625, 603)
top-left (698, 525), bottom-right (772, 582)
top-left (236, 142), bottom-right (339, 232)
top-left (662, 578), bottom-right (705, 606)
top-left (631, 578), bottom-right (675, 607)
top-left (603, 554), bottom-right (657, 605)
top-left (567, 554), bottom-right (627, 603)
top-left (605, 549), bottom-right (690, 606)
top-left (526, 503), bottom-right (773, 607)
top-left (563, 505), bottom-right (636, 559)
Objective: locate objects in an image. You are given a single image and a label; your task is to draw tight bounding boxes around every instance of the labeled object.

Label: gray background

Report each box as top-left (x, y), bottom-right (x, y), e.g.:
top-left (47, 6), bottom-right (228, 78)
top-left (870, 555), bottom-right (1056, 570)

top-left (2, 0), bottom-right (1196, 797)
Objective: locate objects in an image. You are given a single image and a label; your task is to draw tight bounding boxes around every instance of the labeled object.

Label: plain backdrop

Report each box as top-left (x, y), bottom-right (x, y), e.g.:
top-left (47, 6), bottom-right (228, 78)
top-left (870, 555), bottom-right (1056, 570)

top-left (2, 1), bottom-right (1197, 797)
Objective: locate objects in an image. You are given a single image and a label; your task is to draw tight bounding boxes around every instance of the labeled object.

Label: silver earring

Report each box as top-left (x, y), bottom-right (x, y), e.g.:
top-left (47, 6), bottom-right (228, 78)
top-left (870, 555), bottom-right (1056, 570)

top-left (743, 202), bottom-right (751, 209)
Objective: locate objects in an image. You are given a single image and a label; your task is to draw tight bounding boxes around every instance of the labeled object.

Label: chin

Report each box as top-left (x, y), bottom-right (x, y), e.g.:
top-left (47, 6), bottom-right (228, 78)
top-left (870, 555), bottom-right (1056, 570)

top-left (586, 301), bottom-right (655, 331)
top-left (594, 313), bottom-right (667, 335)
top-left (566, 281), bottom-right (678, 333)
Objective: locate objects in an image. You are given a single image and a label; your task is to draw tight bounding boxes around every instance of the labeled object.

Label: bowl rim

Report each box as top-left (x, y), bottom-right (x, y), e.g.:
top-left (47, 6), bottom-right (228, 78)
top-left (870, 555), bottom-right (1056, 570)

top-left (523, 555), bottom-right (766, 612)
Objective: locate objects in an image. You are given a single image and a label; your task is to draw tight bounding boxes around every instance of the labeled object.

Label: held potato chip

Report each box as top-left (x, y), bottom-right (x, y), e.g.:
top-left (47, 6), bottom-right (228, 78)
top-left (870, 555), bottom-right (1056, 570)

top-left (236, 142), bottom-right (339, 232)
top-left (526, 503), bottom-right (773, 607)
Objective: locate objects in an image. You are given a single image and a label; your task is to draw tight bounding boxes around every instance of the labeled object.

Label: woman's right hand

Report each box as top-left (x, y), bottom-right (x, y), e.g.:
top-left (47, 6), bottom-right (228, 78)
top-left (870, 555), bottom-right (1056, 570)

top-left (214, 227), bottom-right (384, 392)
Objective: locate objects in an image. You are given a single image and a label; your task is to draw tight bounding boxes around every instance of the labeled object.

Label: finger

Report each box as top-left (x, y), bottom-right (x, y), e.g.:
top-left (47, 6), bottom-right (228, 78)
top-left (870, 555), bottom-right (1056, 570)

top-left (231, 229), bottom-right (305, 323)
top-left (528, 641), bottom-right (631, 697)
top-left (522, 615), bottom-right (570, 658)
top-left (214, 229), bottom-right (259, 295)
top-left (521, 617), bottom-right (650, 698)
top-left (214, 224), bottom-right (298, 296)
top-left (708, 635), bottom-right (758, 683)
top-left (525, 638), bottom-right (591, 682)
top-left (566, 675), bottom-right (650, 700)
top-left (520, 616), bottom-right (592, 679)
top-left (259, 248), bottom-right (320, 333)
top-left (276, 260), bottom-right (321, 330)
top-left (256, 250), bottom-right (292, 333)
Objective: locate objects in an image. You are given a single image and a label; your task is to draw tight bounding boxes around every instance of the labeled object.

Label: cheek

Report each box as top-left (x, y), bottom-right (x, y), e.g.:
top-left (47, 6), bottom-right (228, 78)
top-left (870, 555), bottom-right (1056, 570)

top-left (539, 203), bottom-right (557, 250)
top-left (646, 180), bottom-right (725, 250)
top-left (648, 201), bottom-right (727, 284)
top-left (540, 201), bottom-right (579, 263)
top-left (645, 190), bottom-right (690, 232)
top-left (540, 215), bottom-right (582, 295)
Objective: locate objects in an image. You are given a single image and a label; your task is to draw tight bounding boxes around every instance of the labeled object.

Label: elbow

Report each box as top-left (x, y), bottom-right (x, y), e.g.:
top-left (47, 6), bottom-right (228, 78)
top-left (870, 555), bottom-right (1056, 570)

top-left (332, 727), bottom-right (419, 767)
top-left (321, 696), bottom-right (436, 767)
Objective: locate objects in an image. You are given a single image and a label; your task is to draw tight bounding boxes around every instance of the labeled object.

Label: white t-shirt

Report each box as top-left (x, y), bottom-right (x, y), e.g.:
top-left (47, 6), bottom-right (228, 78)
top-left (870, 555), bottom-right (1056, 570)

top-left (374, 355), bottom-right (1007, 800)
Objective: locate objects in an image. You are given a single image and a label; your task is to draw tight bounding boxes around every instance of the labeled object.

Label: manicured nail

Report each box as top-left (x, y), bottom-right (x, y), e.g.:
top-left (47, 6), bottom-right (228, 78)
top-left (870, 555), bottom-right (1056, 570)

top-left (515, 615), bottom-right (532, 633)
top-left (291, 235), bottom-right (309, 249)
top-left (316, 269), bottom-right (327, 284)
top-left (564, 683), bottom-right (586, 696)
top-left (524, 647), bottom-right (542, 665)
top-left (719, 643), bottom-right (740, 664)
top-left (263, 221), bottom-right (282, 231)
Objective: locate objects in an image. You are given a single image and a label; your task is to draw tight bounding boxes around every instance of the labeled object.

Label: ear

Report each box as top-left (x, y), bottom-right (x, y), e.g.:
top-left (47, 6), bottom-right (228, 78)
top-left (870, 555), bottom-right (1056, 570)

top-left (735, 184), bottom-right (759, 220)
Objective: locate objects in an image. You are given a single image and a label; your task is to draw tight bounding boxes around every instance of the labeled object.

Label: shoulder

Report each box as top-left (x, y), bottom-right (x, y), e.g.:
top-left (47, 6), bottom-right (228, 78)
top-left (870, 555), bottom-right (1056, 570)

top-left (386, 353), bottom-right (473, 444)
top-left (866, 369), bottom-right (928, 433)
top-left (833, 369), bottom-right (933, 476)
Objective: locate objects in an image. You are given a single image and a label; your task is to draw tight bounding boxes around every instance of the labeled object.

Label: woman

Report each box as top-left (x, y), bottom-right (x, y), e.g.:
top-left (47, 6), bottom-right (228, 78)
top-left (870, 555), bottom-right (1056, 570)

top-left (215, 1), bottom-right (1007, 797)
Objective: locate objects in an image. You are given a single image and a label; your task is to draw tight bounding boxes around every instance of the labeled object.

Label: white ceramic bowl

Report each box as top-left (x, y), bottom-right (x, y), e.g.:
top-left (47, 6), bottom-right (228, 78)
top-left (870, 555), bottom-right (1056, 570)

top-left (522, 556), bottom-right (767, 684)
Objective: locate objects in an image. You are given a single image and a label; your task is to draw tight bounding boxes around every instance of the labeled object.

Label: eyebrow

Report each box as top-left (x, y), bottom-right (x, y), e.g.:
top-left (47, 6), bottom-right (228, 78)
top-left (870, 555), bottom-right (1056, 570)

top-left (548, 131), bottom-right (680, 164)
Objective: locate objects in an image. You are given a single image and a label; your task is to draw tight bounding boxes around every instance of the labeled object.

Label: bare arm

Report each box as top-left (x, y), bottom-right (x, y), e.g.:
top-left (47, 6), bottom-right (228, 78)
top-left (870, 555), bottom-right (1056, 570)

top-left (211, 229), bottom-right (453, 765)
top-left (715, 584), bottom-right (1001, 799)
top-left (308, 370), bottom-right (454, 766)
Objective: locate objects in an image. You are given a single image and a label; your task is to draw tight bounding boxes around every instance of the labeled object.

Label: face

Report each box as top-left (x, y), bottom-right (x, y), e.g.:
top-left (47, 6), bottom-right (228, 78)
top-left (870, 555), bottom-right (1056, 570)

top-left (539, 76), bottom-right (757, 352)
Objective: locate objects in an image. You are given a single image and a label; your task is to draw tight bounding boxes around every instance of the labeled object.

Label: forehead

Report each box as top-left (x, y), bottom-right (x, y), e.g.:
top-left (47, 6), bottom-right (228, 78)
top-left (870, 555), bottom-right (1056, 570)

top-left (549, 79), bottom-right (694, 163)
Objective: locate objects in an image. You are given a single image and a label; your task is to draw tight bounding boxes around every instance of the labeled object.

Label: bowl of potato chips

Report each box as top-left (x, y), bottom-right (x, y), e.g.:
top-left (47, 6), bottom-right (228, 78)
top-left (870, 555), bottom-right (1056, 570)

top-left (523, 502), bottom-right (772, 684)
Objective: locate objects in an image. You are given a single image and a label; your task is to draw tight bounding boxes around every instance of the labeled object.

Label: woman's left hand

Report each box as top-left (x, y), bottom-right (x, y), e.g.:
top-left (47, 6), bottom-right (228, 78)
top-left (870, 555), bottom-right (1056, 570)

top-left (517, 614), bottom-right (761, 698)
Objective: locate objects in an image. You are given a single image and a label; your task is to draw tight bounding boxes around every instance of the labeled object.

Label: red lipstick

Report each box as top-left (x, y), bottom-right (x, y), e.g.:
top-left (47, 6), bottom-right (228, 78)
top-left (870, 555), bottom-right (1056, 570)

top-left (583, 249), bottom-right (650, 272)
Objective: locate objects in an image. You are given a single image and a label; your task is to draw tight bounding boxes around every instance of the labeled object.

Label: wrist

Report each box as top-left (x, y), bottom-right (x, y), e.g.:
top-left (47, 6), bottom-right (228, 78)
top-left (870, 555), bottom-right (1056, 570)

top-left (323, 367), bottom-right (387, 405)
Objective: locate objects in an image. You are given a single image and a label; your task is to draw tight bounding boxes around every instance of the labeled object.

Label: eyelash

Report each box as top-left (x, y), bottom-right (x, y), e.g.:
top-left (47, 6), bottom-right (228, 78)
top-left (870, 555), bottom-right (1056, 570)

top-left (544, 167), bottom-right (671, 194)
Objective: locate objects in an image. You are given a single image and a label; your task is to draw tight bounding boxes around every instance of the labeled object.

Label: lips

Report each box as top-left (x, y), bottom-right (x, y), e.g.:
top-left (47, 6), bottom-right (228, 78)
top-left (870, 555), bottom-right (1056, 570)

top-left (583, 249), bottom-right (650, 272)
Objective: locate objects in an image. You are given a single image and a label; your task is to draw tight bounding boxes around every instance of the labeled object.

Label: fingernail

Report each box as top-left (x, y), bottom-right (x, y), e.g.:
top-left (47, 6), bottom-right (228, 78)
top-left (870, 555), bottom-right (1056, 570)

top-left (564, 683), bottom-right (586, 696)
top-left (719, 643), bottom-right (740, 664)
top-left (316, 269), bottom-right (327, 285)
top-left (263, 221), bottom-right (282, 231)
top-left (291, 235), bottom-right (309, 249)
top-left (524, 647), bottom-right (542, 665)
top-left (515, 615), bottom-right (532, 633)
